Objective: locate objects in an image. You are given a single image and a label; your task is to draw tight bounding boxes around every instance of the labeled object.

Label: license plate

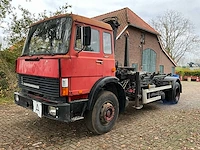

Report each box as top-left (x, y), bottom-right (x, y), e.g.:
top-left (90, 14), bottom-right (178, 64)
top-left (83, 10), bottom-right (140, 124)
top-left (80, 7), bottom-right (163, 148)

top-left (33, 100), bottom-right (42, 118)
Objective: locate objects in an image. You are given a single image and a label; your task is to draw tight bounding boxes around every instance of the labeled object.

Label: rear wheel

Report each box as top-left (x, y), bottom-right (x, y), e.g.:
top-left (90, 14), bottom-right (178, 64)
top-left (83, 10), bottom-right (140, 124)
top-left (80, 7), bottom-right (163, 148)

top-left (165, 82), bottom-right (181, 104)
top-left (85, 91), bottom-right (119, 134)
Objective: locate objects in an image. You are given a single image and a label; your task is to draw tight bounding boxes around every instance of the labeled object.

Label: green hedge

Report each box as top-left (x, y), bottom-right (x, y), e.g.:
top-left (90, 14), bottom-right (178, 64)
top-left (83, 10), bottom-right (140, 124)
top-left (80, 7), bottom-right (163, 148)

top-left (176, 70), bottom-right (200, 77)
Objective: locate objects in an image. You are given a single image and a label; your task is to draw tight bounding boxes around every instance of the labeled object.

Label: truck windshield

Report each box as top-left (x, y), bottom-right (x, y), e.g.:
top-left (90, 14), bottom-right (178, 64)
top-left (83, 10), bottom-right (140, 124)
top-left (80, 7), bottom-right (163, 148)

top-left (22, 17), bottom-right (72, 56)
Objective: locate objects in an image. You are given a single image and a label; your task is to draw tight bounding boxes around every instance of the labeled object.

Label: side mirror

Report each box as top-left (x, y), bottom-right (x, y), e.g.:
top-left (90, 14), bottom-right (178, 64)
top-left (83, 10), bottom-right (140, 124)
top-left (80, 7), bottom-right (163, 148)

top-left (82, 26), bottom-right (91, 46)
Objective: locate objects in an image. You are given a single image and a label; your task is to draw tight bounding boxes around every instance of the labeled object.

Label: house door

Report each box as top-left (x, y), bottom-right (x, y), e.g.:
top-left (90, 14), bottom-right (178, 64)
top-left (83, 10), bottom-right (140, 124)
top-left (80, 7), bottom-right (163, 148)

top-left (142, 48), bottom-right (156, 72)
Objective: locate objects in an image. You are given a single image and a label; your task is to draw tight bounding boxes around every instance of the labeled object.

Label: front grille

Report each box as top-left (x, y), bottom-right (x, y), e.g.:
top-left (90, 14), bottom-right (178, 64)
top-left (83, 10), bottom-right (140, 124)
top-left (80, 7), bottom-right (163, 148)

top-left (19, 74), bottom-right (60, 97)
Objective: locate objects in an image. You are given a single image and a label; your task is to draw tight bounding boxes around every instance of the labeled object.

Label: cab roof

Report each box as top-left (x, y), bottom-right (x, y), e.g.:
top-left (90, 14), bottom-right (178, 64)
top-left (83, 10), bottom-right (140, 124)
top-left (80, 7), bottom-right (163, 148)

top-left (30, 13), bottom-right (112, 31)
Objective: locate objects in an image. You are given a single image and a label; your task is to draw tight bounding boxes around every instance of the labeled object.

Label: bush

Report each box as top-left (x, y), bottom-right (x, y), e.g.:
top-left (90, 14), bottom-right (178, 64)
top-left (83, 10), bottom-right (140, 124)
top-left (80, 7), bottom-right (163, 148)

top-left (0, 43), bottom-right (22, 98)
top-left (176, 70), bottom-right (200, 77)
top-left (177, 70), bottom-right (185, 76)
top-left (0, 70), bottom-right (9, 97)
top-left (0, 71), bottom-right (6, 78)
top-left (0, 78), bottom-right (8, 90)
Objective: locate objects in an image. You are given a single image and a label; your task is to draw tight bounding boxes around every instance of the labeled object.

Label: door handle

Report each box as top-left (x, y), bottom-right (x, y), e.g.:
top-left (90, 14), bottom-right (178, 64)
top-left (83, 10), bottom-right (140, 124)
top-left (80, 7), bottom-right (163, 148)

top-left (96, 59), bottom-right (103, 64)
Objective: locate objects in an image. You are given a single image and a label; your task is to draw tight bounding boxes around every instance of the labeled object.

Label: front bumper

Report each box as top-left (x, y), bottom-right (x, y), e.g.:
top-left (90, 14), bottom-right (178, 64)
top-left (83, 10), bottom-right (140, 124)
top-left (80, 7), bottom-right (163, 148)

top-left (14, 92), bottom-right (71, 122)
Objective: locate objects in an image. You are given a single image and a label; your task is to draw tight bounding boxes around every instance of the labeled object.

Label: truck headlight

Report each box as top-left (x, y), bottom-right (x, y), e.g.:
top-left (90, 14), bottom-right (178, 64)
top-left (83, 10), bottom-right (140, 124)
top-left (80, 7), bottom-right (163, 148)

top-left (48, 106), bottom-right (57, 116)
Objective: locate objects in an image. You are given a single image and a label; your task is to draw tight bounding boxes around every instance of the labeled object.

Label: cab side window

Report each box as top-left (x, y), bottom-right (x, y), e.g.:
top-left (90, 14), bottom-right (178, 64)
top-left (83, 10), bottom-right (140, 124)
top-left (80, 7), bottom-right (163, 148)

top-left (75, 26), bottom-right (100, 52)
top-left (89, 29), bottom-right (100, 52)
top-left (75, 26), bottom-right (82, 49)
top-left (103, 32), bottom-right (112, 54)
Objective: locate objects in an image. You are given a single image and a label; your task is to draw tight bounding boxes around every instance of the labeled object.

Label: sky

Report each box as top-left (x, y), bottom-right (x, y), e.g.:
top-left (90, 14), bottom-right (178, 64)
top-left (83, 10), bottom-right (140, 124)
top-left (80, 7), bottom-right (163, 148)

top-left (11, 0), bottom-right (200, 29)
top-left (1, 0), bottom-right (200, 62)
top-left (8, 0), bottom-right (200, 33)
top-left (1, 0), bottom-right (200, 37)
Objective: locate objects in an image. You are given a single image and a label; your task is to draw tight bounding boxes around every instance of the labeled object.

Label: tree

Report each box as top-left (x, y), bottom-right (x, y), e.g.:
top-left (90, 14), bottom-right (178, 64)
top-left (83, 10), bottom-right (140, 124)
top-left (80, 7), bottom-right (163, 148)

top-left (0, 0), bottom-right (12, 50)
top-left (151, 10), bottom-right (199, 64)
top-left (0, 2), bottom-right (71, 97)
top-left (5, 3), bottom-right (71, 45)
top-left (0, 0), bottom-right (12, 24)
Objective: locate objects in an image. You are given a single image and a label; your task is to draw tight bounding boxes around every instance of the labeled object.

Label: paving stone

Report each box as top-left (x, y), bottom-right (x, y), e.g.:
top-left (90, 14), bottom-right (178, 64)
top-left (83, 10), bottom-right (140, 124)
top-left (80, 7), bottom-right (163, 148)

top-left (0, 81), bottom-right (200, 149)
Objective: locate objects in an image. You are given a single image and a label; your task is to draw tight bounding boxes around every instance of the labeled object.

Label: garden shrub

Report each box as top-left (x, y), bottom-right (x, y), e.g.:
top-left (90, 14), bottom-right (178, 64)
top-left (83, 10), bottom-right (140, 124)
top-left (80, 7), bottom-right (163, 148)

top-left (176, 70), bottom-right (200, 77)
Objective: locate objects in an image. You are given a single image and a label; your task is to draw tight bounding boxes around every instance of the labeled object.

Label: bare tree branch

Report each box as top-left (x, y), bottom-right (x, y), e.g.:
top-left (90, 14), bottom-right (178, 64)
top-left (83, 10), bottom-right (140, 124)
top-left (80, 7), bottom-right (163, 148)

top-left (150, 10), bottom-right (200, 64)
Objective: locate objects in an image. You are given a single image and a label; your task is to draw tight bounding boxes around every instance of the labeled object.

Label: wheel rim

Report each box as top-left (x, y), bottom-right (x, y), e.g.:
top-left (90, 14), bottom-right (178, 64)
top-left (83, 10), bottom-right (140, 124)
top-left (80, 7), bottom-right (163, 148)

top-left (100, 102), bottom-right (115, 125)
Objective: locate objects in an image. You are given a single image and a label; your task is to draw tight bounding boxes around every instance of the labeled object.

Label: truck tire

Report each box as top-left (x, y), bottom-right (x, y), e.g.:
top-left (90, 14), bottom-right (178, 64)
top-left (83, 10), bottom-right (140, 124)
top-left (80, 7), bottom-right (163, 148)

top-left (165, 82), bottom-right (181, 104)
top-left (85, 91), bottom-right (119, 134)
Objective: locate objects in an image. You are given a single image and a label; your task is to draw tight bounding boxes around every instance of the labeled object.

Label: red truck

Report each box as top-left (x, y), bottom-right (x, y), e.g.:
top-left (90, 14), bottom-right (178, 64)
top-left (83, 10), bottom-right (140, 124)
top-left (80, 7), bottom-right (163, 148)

top-left (14, 14), bottom-right (182, 134)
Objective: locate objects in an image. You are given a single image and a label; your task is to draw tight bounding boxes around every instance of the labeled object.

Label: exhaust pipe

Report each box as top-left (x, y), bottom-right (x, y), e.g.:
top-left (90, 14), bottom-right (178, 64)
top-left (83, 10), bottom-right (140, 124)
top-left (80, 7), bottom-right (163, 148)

top-left (124, 31), bottom-right (129, 67)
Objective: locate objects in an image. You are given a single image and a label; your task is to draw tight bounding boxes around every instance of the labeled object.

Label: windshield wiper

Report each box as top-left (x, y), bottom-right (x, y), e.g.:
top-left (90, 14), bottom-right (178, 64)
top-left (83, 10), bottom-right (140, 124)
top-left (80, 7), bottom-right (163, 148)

top-left (46, 49), bottom-right (55, 56)
top-left (25, 57), bottom-right (43, 61)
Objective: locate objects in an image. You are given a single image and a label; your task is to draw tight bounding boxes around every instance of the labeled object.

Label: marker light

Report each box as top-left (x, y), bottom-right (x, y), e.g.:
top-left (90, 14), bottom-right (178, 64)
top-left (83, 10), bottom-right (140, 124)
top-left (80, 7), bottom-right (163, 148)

top-left (61, 78), bottom-right (69, 96)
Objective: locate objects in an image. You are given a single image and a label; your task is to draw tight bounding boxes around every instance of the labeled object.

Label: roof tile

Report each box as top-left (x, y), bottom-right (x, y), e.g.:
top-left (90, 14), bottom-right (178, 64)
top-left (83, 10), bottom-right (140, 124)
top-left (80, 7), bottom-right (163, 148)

top-left (92, 7), bottom-right (159, 36)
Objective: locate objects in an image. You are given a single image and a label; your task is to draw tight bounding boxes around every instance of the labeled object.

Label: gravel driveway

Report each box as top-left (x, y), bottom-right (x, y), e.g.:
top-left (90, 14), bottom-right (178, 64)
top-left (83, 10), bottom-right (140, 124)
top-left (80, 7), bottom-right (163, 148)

top-left (0, 81), bottom-right (200, 150)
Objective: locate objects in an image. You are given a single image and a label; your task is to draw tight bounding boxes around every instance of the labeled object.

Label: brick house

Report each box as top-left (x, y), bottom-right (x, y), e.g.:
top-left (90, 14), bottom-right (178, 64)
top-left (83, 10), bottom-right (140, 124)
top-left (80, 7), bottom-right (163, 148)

top-left (93, 7), bottom-right (176, 74)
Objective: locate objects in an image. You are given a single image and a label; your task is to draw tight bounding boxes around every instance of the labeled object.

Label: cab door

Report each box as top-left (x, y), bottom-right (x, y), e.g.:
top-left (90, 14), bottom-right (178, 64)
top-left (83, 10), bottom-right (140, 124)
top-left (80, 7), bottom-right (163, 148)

top-left (66, 25), bottom-right (104, 96)
top-left (73, 25), bottom-right (103, 76)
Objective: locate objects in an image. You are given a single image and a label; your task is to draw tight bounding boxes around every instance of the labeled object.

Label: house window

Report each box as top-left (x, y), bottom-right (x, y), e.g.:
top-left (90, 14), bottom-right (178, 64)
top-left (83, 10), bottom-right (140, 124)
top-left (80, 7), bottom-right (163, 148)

top-left (103, 32), bottom-right (112, 54)
top-left (172, 67), bottom-right (175, 75)
top-left (75, 26), bottom-right (100, 52)
top-left (132, 63), bottom-right (138, 71)
top-left (142, 48), bottom-right (156, 72)
top-left (160, 65), bottom-right (164, 74)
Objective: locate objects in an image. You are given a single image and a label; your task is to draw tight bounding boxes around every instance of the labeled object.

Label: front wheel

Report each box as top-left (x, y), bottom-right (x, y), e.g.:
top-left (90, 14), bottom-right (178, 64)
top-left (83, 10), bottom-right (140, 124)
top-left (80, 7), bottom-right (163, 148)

top-left (85, 91), bottom-right (119, 134)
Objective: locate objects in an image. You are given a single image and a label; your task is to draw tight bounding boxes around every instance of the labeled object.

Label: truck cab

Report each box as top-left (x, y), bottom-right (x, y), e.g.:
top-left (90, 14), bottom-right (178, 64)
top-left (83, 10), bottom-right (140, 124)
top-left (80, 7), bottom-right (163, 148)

top-left (15, 14), bottom-right (118, 120)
